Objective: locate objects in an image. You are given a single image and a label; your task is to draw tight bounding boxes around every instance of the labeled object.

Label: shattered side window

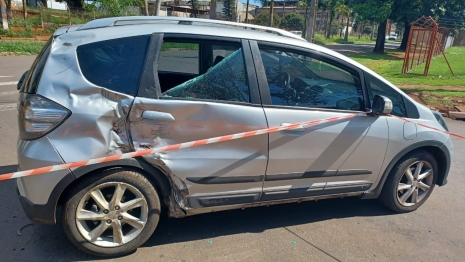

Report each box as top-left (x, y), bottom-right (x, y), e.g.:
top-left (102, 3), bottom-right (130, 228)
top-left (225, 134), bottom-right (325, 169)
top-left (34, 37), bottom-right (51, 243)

top-left (161, 46), bottom-right (250, 103)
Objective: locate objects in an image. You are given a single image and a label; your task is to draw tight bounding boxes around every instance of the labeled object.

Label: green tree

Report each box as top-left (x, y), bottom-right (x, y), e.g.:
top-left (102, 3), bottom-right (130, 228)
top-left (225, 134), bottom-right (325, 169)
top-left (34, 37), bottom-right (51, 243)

top-left (335, 3), bottom-right (351, 42)
top-left (253, 10), bottom-right (281, 27)
top-left (350, 0), bottom-right (394, 52)
top-left (222, 0), bottom-right (236, 21)
top-left (188, 0), bottom-right (199, 18)
top-left (280, 13), bottom-right (305, 30)
top-left (297, 0), bottom-right (310, 38)
top-left (390, 0), bottom-right (465, 50)
top-left (89, 0), bottom-right (142, 17)
top-left (322, 0), bottom-right (340, 38)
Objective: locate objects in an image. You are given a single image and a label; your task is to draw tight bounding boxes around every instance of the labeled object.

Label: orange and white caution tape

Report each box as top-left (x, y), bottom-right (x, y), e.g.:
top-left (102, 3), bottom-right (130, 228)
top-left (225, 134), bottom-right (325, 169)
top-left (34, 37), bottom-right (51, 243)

top-left (0, 113), bottom-right (360, 181)
top-left (389, 114), bottom-right (465, 139)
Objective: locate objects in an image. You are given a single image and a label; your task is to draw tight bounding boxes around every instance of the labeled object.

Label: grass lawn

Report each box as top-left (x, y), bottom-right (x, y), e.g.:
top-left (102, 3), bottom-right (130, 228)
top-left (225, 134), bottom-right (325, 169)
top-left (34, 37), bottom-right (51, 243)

top-left (348, 47), bottom-right (465, 87)
top-left (314, 34), bottom-right (374, 45)
top-left (0, 41), bottom-right (46, 55)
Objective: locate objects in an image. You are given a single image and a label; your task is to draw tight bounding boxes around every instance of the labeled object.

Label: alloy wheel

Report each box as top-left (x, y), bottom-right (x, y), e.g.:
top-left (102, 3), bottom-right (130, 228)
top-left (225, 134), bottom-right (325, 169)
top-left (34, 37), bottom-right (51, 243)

top-left (75, 182), bottom-right (148, 247)
top-left (396, 161), bottom-right (434, 207)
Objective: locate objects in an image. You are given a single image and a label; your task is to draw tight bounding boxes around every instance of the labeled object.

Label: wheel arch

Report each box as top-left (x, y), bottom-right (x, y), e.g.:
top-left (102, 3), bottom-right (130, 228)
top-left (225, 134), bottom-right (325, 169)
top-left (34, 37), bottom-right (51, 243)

top-left (56, 158), bottom-right (173, 217)
top-left (362, 140), bottom-right (450, 199)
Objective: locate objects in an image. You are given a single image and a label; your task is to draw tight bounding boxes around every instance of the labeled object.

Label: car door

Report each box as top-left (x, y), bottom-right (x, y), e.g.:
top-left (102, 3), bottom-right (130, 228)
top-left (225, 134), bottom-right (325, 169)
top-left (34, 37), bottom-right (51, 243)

top-left (128, 34), bottom-right (268, 209)
top-left (249, 41), bottom-right (389, 201)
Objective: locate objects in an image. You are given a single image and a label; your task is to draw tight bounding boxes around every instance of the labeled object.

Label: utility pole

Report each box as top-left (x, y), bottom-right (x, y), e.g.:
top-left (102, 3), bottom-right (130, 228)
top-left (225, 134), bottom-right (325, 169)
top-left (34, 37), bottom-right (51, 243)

top-left (245, 0), bottom-right (249, 23)
top-left (210, 0), bottom-right (217, 19)
top-left (305, 0), bottom-right (318, 42)
top-left (268, 0), bottom-right (274, 27)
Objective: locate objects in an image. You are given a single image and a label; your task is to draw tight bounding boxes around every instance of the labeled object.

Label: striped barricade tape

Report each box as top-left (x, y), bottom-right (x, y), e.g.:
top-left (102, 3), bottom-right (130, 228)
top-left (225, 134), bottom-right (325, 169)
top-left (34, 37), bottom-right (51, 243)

top-left (389, 114), bottom-right (465, 139)
top-left (0, 113), bottom-right (359, 181)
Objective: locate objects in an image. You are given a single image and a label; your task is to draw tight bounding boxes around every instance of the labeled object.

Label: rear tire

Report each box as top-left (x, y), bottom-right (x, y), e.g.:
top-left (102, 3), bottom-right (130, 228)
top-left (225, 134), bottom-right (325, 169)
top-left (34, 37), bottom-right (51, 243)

top-left (62, 168), bottom-right (161, 257)
top-left (379, 151), bottom-right (437, 213)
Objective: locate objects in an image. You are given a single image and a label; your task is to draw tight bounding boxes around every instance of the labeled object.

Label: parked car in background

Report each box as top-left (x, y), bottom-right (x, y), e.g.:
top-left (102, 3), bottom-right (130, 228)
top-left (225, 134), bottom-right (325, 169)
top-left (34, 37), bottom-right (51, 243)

top-left (290, 30), bottom-right (303, 38)
top-left (386, 33), bottom-right (398, 40)
top-left (16, 16), bottom-right (452, 257)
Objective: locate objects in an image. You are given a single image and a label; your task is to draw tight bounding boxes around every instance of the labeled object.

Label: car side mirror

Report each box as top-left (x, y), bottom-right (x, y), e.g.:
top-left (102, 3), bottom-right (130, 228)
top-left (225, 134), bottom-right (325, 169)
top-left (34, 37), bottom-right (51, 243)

top-left (17, 70), bottom-right (28, 90)
top-left (372, 95), bottom-right (393, 115)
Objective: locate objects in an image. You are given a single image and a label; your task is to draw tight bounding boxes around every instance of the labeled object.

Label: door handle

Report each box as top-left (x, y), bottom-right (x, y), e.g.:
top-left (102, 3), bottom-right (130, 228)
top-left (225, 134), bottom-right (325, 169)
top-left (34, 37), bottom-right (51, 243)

top-left (141, 111), bottom-right (175, 122)
top-left (280, 123), bottom-right (305, 135)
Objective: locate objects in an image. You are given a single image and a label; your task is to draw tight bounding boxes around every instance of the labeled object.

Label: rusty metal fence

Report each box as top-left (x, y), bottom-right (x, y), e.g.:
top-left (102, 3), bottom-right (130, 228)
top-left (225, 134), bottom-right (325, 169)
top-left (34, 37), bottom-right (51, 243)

top-left (402, 16), bottom-right (455, 76)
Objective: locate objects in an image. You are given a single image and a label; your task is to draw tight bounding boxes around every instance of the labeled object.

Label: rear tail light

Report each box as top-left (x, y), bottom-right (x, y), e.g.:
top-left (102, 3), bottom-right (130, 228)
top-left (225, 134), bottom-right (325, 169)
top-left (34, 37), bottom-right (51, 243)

top-left (18, 94), bottom-right (70, 140)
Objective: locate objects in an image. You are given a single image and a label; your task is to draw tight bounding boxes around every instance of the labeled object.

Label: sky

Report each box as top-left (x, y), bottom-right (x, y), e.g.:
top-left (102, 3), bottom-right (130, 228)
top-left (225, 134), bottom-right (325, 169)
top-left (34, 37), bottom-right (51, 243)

top-left (240, 0), bottom-right (263, 7)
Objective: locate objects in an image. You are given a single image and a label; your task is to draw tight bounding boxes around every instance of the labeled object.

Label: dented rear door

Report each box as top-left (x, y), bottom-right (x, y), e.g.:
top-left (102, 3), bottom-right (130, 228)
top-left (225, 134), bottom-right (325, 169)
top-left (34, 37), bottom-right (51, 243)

top-left (128, 34), bottom-right (268, 209)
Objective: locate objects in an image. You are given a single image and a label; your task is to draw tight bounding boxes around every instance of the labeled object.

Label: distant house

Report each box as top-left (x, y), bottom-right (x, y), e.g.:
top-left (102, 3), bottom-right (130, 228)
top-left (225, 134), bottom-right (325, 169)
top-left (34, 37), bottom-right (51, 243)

top-left (21, 0), bottom-right (67, 10)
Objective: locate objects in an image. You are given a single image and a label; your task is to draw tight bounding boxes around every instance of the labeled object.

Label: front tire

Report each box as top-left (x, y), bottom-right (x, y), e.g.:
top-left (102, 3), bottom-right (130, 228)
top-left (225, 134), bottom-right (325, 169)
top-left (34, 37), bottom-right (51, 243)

top-left (380, 151), bottom-right (437, 213)
top-left (62, 168), bottom-right (161, 257)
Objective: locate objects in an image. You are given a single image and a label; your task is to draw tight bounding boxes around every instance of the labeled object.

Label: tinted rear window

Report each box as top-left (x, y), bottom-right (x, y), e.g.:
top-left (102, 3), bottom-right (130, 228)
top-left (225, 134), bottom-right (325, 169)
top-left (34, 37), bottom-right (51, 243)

top-left (20, 37), bottom-right (52, 93)
top-left (76, 35), bottom-right (150, 96)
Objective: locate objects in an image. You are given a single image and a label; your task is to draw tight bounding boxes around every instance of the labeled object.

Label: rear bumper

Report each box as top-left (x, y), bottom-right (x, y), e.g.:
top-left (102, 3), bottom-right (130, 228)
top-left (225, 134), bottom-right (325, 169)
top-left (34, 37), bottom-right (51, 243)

top-left (17, 189), bottom-right (56, 225)
top-left (16, 136), bottom-right (76, 225)
top-left (16, 172), bottom-right (75, 225)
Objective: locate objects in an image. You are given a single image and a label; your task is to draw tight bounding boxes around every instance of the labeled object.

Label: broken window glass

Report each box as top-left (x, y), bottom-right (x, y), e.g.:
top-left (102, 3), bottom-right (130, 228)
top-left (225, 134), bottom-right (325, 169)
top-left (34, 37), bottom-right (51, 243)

top-left (162, 48), bottom-right (250, 103)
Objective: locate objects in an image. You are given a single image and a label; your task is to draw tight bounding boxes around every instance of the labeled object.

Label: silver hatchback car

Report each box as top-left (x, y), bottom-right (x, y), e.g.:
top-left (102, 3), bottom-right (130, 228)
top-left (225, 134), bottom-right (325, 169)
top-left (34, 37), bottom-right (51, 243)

top-left (16, 17), bottom-right (452, 257)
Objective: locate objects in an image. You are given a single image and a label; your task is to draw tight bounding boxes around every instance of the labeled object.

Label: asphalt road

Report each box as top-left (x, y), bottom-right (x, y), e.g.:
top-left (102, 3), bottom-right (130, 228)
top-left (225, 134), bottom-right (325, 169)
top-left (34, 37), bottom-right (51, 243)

top-left (0, 54), bottom-right (465, 262)
top-left (324, 42), bottom-right (401, 55)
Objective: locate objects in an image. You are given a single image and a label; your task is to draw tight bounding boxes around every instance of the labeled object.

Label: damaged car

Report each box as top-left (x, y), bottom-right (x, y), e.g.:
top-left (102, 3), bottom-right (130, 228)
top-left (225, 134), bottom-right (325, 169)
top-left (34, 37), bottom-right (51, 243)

top-left (15, 16), bottom-right (452, 257)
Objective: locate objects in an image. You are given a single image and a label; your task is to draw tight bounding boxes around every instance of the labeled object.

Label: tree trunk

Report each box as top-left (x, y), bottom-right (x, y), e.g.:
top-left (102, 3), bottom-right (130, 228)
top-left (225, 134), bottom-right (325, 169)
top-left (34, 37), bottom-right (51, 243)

top-left (39, 3), bottom-right (44, 28)
top-left (373, 20), bottom-right (387, 53)
top-left (326, 12), bottom-right (332, 38)
top-left (305, 0), bottom-right (317, 42)
top-left (67, 4), bottom-right (71, 25)
top-left (0, 0), bottom-right (8, 30)
top-left (143, 0), bottom-right (149, 16)
top-left (268, 0), bottom-right (274, 27)
top-left (282, 0), bottom-right (285, 17)
top-left (399, 20), bottom-right (411, 51)
top-left (302, 5), bottom-right (308, 39)
top-left (210, 0), bottom-right (217, 19)
top-left (344, 15), bottom-right (349, 42)
top-left (339, 17), bottom-right (343, 38)
top-left (23, 0), bottom-right (26, 20)
top-left (5, 0), bottom-right (11, 21)
top-left (155, 0), bottom-right (161, 16)
top-left (191, 1), bottom-right (196, 18)
top-left (358, 22), bottom-right (362, 38)
top-left (370, 22), bottom-right (375, 40)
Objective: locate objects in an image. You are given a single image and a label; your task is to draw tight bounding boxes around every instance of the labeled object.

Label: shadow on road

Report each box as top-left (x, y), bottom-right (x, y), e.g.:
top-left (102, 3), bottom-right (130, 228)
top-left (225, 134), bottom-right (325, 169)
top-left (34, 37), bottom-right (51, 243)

top-left (144, 197), bottom-right (394, 248)
top-left (23, 196), bottom-right (395, 260)
top-left (3, 161), bottom-right (394, 260)
top-left (0, 164), bottom-right (18, 174)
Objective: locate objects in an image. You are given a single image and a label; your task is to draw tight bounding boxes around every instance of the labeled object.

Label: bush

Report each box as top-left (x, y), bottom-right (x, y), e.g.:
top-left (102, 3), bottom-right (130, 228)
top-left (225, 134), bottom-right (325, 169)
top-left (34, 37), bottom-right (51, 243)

top-left (253, 11), bottom-right (281, 27)
top-left (331, 21), bottom-right (344, 36)
top-left (280, 13), bottom-right (305, 31)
